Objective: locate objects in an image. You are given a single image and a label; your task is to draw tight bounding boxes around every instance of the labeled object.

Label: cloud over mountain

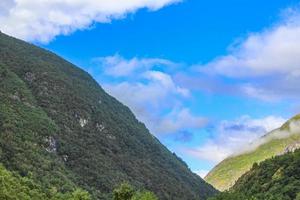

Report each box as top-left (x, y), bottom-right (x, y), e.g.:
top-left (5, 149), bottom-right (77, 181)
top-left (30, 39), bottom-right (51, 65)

top-left (184, 115), bottom-right (286, 163)
top-left (93, 54), bottom-right (206, 137)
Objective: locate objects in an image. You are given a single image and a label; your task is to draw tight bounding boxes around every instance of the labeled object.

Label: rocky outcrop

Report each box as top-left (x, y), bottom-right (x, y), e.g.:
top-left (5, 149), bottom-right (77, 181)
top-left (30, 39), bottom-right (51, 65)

top-left (284, 142), bottom-right (300, 154)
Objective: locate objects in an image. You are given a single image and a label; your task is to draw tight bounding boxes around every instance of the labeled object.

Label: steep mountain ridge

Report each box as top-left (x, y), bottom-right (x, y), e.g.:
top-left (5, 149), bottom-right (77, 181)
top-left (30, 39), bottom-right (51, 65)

top-left (0, 32), bottom-right (216, 199)
top-left (205, 114), bottom-right (300, 191)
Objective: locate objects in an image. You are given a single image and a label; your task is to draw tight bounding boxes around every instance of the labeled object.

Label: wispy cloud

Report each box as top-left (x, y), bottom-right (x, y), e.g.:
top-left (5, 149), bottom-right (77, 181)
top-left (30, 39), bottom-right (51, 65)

top-left (194, 6), bottom-right (300, 101)
top-left (240, 118), bottom-right (300, 154)
top-left (194, 170), bottom-right (210, 178)
top-left (95, 54), bottom-right (179, 77)
top-left (94, 55), bottom-right (207, 137)
top-left (0, 0), bottom-right (180, 43)
top-left (184, 115), bottom-right (286, 163)
top-left (152, 108), bottom-right (207, 135)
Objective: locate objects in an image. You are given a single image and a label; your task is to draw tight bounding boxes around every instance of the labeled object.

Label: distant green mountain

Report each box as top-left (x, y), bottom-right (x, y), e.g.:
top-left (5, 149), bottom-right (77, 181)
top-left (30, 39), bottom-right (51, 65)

top-left (209, 148), bottom-right (300, 200)
top-left (0, 32), bottom-right (216, 199)
top-left (205, 115), bottom-right (300, 191)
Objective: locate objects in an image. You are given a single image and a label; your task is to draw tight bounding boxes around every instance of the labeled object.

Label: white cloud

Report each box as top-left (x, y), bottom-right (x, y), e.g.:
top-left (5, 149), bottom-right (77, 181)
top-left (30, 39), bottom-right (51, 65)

top-left (197, 7), bottom-right (300, 101)
top-left (0, 0), bottom-right (180, 43)
top-left (103, 73), bottom-right (200, 135)
top-left (242, 118), bottom-right (300, 154)
top-left (95, 55), bottom-right (206, 136)
top-left (194, 170), bottom-right (210, 178)
top-left (186, 143), bottom-right (232, 164)
top-left (202, 13), bottom-right (300, 78)
top-left (152, 108), bottom-right (207, 135)
top-left (184, 115), bottom-right (286, 163)
top-left (96, 54), bottom-right (179, 77)
top-left (104, 70), bottom-right (189, 110)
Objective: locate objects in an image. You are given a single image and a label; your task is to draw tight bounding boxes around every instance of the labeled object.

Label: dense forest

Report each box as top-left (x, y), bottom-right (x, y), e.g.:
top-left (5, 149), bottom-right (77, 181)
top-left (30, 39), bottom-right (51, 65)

top-left (0, 32), bottom-right (216, 199)
top-left (0, 164), bottom-right (90, 200)
top-left (0, 162), bottom-right (156, 200)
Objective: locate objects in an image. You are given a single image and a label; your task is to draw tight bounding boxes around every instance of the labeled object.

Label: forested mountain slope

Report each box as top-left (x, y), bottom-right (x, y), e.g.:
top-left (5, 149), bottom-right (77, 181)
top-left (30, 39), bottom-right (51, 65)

top-left (0, 32), bottom-right (216, 199)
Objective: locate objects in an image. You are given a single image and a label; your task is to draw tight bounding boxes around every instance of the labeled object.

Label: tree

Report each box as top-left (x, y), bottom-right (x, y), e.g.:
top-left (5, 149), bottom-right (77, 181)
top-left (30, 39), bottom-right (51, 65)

top-left (132, 191), bottom-right (158, 200)
top-left (70, 189), bottom-right (91, 200)
top-left (113, 183), bottom-right (135, 200)
top-left (113, 183), bottom-right (158, 200)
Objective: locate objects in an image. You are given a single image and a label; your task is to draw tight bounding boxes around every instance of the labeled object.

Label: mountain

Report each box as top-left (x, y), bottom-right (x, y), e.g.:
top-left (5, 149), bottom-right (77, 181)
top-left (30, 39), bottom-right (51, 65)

top-left (209, 148), bottom-right (300, 200)
top-left (0, 31), bottom-right (217, 199)
top-left (205, 115), bottom-right (300, 191)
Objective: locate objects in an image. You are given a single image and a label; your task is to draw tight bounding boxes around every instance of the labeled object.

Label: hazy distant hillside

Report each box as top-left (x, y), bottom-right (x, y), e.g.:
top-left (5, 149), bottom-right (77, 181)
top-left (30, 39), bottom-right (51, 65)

top-left (205, 115), bottom-right (300, 191)
top-left (209, 148), bottom-right (300, 200)
top-left (0, 32), bottom-right (216, 199)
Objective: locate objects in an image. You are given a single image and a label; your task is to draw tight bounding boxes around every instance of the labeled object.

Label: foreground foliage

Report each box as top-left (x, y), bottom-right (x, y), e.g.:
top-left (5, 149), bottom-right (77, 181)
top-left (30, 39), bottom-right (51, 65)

top-left (113, 183), bottom-right (158, 200)
top-left (0, 164), bottom-right (90, 200)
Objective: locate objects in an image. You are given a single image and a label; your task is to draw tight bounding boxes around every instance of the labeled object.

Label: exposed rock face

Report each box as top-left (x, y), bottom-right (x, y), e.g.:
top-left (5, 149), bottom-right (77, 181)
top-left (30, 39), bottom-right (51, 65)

top-left (24, 72), bottom-right (36, 82)
top-left (96, 123), bottom-right (105, 132)
top-left (62, 155), bottom-right (68, 162)
top-left (106, 134), bottom-right (116, 140)
top-left (10, 93), bottom-right (20, 101)
top-left (45, 136), bottom-right (57, 153)
top-left (79, 118), bottom-right (88, 127)
top-left (284, 142), bottom-right (300, 154)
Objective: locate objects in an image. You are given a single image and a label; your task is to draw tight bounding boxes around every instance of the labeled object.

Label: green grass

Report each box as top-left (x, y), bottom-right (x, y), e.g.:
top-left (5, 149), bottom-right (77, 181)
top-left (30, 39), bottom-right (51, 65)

top-left (205, 117), bottom-right (300, 191)
top-left (209, 148), bottom-right (300, 200)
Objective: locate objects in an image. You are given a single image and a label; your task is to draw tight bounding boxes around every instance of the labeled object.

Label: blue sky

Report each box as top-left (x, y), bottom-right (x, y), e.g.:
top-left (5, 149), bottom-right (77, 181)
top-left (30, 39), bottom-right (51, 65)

top-left (2, 0), bottom-right (300, 177)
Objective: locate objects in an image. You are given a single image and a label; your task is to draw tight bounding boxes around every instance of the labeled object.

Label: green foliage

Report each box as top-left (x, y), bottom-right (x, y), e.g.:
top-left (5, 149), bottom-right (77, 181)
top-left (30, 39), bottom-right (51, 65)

top-left (0, 61), bottom-right (77, 194)
top-left (233, 149), bottom-right (300, 200)
top-left (68, 189), bottom-right (91, 200)
top-left (113, 183), bottom-right (135, 200)
top-left (213, 149), bottom-right (300, 199)
top-left (208, 191), bottom-right (251, 200)
top-left (113, 183), bottom-right (158, 200)
top-left (206, 118), bottom-right (300, 191)
top-left (0, 32), bottom-right (217, 199)
top-left (0, 164), bottom-right (90, 200)
top-left (132, 191), bottom-right (158, 200)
